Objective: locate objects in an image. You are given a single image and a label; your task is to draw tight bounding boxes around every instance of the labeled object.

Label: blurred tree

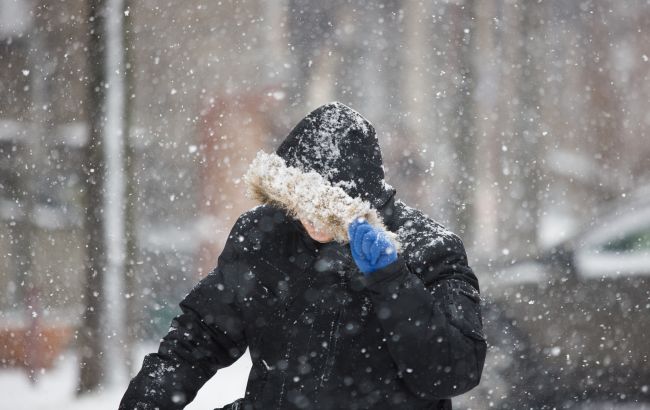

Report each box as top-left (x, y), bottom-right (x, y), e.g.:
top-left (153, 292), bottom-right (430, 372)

top-left (380, 0), bottom-right (426, 206)
top-left (77, 0), bottom-right (108, 395)
top-left (122, 0), bottom-right (139, 377)
top-left (21, 0), bottom-right (54, 382)
top-left (287, 0), bottom-right (339, 107)
top-left (511, 0), bottom-right (546, 257)
top-left (448, 0), bottom-right (478, 242)
top-left (582, 1), bottom-right (624, 202)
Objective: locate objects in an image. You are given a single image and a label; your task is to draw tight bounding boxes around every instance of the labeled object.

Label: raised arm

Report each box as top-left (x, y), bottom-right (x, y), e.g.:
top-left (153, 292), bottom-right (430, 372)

top-left (350, 221), bottom-right (487, 401)
top-left (119, 240), bottom-right (249, 410)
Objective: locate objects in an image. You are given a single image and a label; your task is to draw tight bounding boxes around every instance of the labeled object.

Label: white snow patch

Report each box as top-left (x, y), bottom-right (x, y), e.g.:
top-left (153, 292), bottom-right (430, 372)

top-left (538, 211), bottom-right (579, 250)
top-left (0, 345), bottom-right (252, 410)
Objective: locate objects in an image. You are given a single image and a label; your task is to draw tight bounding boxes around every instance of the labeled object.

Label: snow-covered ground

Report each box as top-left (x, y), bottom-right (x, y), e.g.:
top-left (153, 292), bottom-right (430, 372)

top-left (0, 345), bottom-right (252, 410)
top-left (4, 346), bottom-right (650, 409)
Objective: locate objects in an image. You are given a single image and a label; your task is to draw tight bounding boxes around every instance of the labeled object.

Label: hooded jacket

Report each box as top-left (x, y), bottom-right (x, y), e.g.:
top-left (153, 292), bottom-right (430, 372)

top-left (119, 102), bottom-right (487, 410)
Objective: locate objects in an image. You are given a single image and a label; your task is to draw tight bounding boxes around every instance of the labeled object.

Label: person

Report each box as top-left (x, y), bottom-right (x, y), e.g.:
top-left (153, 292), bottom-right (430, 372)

top-left (119, 102), bottom-right (487, 410)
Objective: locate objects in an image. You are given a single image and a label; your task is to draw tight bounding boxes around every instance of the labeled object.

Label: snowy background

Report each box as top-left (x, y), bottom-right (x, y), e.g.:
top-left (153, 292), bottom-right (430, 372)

top-left (1, 0), bottom-right (650, 409)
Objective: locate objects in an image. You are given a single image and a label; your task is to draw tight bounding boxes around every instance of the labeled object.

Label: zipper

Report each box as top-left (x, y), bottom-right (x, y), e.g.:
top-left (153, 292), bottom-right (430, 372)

top-left (319, 304), bottom-right (343, 387)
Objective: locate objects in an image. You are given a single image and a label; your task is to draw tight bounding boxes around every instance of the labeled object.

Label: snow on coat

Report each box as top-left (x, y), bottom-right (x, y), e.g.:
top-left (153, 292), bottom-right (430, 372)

top-left (119, 102), bottom-right (486, 410)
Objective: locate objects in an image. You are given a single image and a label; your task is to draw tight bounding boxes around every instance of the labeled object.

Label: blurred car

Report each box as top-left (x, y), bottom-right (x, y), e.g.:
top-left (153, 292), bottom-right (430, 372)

top-left (473, 189), bottom-right (650, 409)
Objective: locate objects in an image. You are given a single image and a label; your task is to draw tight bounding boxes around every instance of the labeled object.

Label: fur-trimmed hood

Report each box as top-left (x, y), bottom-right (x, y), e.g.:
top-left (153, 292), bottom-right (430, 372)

top-left (243, 102), bottom-right (399, 248)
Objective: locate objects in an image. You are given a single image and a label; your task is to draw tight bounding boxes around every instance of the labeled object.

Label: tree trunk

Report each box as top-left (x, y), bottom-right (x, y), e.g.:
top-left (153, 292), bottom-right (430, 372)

top-left (511, 1), bottom-right (545, 258)
top-left (77, 0), bottom-right (108, 395)
top-left (449, 0), bottom-right (478, 243)
top-left (122, 0), bottom-right (139, 377)
top-left (582, 3), bottom-right (624, 202)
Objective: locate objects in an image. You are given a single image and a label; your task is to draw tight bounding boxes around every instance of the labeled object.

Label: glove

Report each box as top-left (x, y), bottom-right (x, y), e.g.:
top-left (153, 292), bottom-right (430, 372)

top-left (348, 218), bottom-right (398, 275)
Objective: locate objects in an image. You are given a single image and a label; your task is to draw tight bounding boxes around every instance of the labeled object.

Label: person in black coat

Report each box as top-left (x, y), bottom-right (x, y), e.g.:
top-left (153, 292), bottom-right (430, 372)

top-left (119, 102), bottom-right (487, 410)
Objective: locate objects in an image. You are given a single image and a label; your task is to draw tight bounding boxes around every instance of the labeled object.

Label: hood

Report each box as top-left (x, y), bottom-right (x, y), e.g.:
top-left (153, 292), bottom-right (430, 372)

top-left (275, 102), bottom-right (395, 209)
top-left (243, 102), bottom-right (398, 248)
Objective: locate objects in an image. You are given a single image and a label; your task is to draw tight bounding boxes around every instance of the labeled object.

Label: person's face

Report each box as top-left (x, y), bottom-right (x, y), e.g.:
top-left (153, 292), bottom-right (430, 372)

top-left (299, 217), bottom-right (335, 243)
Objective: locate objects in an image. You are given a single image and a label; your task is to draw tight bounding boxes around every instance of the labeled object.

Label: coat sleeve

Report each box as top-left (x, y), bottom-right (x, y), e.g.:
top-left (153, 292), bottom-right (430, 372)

top-left (362, 233), bottom-right (487, 401)
top-left (119, 239), bottom-right (249, 410)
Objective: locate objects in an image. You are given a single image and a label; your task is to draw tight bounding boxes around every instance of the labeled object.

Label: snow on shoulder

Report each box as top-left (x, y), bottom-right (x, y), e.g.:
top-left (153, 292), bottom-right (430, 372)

top-left (243, 150), bottom-right (400, 250)
top-left (394, 202), bottom-right (461, 264)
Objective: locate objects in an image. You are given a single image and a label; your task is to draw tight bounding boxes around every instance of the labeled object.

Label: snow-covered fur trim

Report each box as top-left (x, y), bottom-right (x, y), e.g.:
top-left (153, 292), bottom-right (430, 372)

top-left (243, 150), bottom-right (400, 250)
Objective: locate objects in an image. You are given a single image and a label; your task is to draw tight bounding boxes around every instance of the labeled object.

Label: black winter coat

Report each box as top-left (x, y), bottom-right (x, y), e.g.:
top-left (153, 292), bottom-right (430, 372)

top-left (119, 102), bottom-right (487, 410)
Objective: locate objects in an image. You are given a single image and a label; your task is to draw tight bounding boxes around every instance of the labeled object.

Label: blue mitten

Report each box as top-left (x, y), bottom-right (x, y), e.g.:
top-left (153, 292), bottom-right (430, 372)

top-left (348, 218), bottom-right (398, 275)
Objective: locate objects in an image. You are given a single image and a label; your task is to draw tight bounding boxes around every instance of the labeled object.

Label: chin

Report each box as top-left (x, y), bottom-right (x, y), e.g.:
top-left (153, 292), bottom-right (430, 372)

top-left (309, 233), bottom-right (334, 243)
